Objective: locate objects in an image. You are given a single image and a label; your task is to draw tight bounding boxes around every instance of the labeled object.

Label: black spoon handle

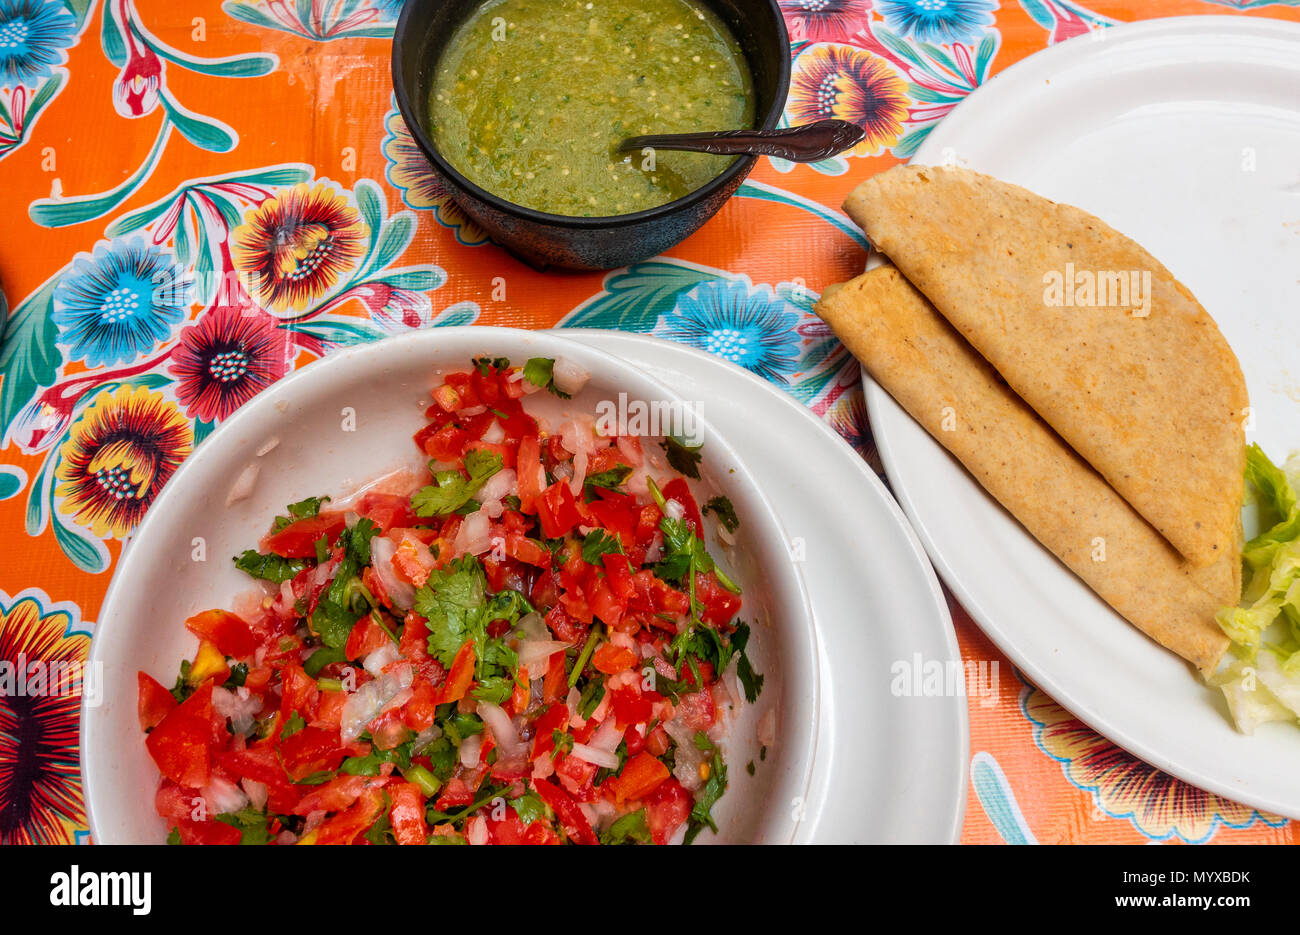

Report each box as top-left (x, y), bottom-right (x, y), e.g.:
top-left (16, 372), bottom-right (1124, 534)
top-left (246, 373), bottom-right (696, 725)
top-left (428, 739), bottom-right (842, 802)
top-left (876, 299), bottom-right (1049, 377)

top-left (618, 119), bottom-right (865, 163)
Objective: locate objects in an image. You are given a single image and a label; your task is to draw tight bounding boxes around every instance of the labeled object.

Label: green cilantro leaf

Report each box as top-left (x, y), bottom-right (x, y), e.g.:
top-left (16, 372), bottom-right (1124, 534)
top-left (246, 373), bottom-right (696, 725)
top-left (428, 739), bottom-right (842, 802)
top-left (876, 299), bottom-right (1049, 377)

top-left (411, 450), bottom-right (503, 517)
top-left (233, 550), bottom-right (307, 583)
top-left (600, 807), bottom-right (653, 845)
top-left (522, 357), bottom-right (571, 399)
top-left (511, 792), bottom-right (548, 826)
top-left (584, 465), bottom-right (633, 491)
top-left (414, 556), bottom-right (489, 666)
top-left (581, 528), bottom-right (625, 565)
top-left (661, 436), bottom-right (702, 479)
top-left (702, 495), bottom-right (739, 534)
top-left (272, 495), bottom-right (330, 531)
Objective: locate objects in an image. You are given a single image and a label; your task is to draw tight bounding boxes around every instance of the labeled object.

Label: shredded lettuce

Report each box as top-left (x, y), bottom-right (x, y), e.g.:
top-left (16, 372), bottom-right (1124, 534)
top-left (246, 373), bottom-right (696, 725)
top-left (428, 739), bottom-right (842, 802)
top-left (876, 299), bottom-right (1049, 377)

top-left (1211, 444), bottom-right (1300, 732)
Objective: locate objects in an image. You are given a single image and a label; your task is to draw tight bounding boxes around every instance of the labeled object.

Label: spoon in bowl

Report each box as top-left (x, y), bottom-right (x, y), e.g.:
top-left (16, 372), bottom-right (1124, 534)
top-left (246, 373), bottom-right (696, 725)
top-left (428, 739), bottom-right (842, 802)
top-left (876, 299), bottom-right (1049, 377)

top-left (617, 118), bottom-right (865, 163)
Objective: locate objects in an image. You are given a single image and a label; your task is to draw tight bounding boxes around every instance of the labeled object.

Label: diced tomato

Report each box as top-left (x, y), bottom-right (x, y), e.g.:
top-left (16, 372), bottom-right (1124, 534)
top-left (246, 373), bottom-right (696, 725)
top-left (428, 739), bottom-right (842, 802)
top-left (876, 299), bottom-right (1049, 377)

top-left (261, 512), bottom-right (348, 558)
top-left (554, 752), bottom-right (598, 803)
top-left (586, 446), bottom-right (631, 476)
top-left (355, 491), bottom-right (423, 532)
top-left (645, 777), bottom-right (693, 845)
top-left (588, 578), bottom-right (626, 629)
top-left (344, 614), bottom-right (390, 660)
top-left (542, 652), bottom-right (566, 703)
top-left (694, 570), bottom-right (742, 627)
top-left (601, 553), bottom-right (635, 600)
top-left (530, 703), bottom-right (570, 761)
top-left (361, 565), bottom-right (392, 610)
top-left (465, 439), bottom-right (515, 470)
top-left (536, 481), bottom-right (584, 539)
top-left (137, 672), bottom-right (177, 732)
top-left (661, 478), bottom-right (703, 533)
top-left (176, 817), bottom-right (242, 845)
top-left (592, 643), bottom-right (637, 675)
top-left (145, 682), bottom-right (215, 789)
top-left (609, 686), bottom-right (661, 729)
top-left (434, 776), bottom-right (475, 811)
top-left (505, 533), bottom-right (551, 569)
top-left (399, 612), bottom-right (447, 687)
top-left (516, 436), bottom-right (543, 512)
top-left (402, 679), bottom-right (440, 732)
top-left (645, 725), bottom-right (671, 757)
top-left (675, 685), bottom-right (716, 731)
top-left (314, 787), bottom-right (385, 844)
top-left (634, 504), bottom-right (661, 546)
top-left (488, 809), bottom-right (562, 845)
top-left (291, 774), bottom-right (371, 815)
top-left (278, 726), bottom-right (344, 781)
top-left (389, 781), bottom-right (428, 845)
top-left (312, 690), bottom-right (347, 731)
top-left (155, 780), bottom-right (198, 822)
top-left (532, 778), bottom-right (598, 845)
top-left (185, 609), bottom-right (261, 659)
top-left (606, 751), bottom-right (669, 806)
top-left (278, 664), bottom-right (319, 723)
top-left (437, 641), bottom-right (475, 704)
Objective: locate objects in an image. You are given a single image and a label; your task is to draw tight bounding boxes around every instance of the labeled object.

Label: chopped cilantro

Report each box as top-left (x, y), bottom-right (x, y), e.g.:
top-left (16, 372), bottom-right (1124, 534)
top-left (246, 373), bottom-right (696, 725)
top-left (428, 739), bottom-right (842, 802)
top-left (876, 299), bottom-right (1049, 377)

top-left (412, 449), bottom-right (503, 517)
top-left (702, 495), bottom-right (739, 534)
top-left (661, 436), bottom-right (702, 479)
top-left (600, 807), bottom-right (652, 845)
top-left (282, 711), bottom-right (306, 738)
top-left (522, 357), bottom-right (571, 399)
top-left (215, 807), bottom-right (274, 845)
top-left (272, 495), bottom-right (330, 531)
top-left (511, 792), bottom-right (547, 826)
top-left (233, 549), bottom-right (306, 583)
top-left (584, 465), bottom-right (632, 491)
top-left (581, 528), bottom-right (625, 564)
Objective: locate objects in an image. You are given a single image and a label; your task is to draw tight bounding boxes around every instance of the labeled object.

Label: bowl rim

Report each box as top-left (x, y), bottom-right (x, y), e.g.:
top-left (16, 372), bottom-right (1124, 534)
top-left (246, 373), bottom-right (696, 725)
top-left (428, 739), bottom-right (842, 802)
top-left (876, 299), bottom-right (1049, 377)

top-left (390, 0), bottom-right (792, 228)
top-left (81, 326), bottom-right (819, 844)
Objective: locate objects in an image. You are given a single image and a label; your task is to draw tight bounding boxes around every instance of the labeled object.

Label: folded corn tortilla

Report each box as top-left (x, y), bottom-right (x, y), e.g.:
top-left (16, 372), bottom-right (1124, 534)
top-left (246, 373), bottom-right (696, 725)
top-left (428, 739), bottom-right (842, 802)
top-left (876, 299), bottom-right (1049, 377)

top-left (845, 165), bottom-right (1248, 569)
top-left (816, 265), bottom-right (1231, 672)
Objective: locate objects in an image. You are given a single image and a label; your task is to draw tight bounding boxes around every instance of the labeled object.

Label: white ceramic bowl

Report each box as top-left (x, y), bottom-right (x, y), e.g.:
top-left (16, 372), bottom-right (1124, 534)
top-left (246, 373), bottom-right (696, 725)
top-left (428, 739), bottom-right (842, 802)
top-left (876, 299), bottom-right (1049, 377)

top-left (82, 327), bottom-right (817, 844)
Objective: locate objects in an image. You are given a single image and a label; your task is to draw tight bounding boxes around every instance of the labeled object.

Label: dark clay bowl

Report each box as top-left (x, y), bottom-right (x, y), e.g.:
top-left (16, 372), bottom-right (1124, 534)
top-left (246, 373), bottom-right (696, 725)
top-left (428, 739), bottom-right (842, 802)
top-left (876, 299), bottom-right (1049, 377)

top-left (392, 0), bottom-right (791, 271)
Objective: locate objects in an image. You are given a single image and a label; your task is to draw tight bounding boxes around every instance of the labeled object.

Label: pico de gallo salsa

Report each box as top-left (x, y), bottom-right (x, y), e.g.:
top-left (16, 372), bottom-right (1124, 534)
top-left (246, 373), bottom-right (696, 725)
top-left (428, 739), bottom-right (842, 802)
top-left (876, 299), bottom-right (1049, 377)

top-left (138, 356), bottom-right (763, 845)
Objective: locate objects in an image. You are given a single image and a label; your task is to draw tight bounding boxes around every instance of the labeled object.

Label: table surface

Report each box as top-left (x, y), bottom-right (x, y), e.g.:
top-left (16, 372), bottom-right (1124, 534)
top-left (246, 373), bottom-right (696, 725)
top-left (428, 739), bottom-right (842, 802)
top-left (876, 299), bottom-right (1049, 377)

top-left (2, 0), bottom-right (1297, 846)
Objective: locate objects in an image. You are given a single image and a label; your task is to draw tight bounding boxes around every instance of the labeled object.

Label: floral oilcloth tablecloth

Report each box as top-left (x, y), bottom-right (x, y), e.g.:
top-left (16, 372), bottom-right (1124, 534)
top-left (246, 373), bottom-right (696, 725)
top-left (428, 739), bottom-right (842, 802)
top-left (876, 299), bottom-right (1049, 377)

top-left (1, 0), bottom-right (1298, 846)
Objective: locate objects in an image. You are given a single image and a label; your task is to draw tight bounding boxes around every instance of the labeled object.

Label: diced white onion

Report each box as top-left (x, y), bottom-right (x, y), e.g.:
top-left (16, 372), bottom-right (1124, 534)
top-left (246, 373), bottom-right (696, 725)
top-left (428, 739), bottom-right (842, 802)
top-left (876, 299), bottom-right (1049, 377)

top-left (757, 708), bottom-right (777, 747)
top-left (590, 717), bottom-right (624, 753)
top-left (616, 436), bottom-right (643, 466)
top-left (460, 733), bottom-right (482, 767)
top-left (201, 776), bottom-right (248, 815)
top-left (518, 639), bottom-right (570, 668)
top-left (363, 642), bottom-right (399, 676)
top-left (551, 357), bottom-right (590, 396)
top-left (665, 499), bottom-right (685, 521)
top-left (467, 816), bottom-right (489, 845)
top-left (212, 686), bottom-right (261, 736)
top-left (457, 404), bottom-right (487, 417)
top-left (369, 536), bottom-right (416, 610)
top-left (478, 467), bottom-right (517, 503)
top-left (340, 666), bottom-right (413, 743)
top-left (477, 701), bottom-right (528, 760)
top-left (482, 419), bottom-right (506, 444)
top-left (455, 510), bottom-right (492, 555)
top-left (571, 742), bottom-right (620, 770)
top-left (225, 463), bottom-right (260, 505)
top-left (570, 450), bottom-right (588, 496)
top-left (242, 778), bottom-right (268, 812)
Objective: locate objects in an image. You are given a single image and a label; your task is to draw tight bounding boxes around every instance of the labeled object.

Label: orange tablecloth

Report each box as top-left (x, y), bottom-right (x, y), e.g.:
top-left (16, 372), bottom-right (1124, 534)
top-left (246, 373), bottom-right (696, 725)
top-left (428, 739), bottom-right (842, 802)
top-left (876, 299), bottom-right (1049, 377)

top-left (1, 0), bottom-right (1297, 845)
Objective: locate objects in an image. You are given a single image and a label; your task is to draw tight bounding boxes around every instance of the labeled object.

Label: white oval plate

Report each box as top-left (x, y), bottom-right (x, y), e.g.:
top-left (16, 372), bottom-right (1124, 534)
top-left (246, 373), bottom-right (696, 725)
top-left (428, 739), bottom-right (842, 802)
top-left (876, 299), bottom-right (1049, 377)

top-left (563, 329), bottom-right (968, 843)
top-left (866, 16), bottom-right (1300, 816)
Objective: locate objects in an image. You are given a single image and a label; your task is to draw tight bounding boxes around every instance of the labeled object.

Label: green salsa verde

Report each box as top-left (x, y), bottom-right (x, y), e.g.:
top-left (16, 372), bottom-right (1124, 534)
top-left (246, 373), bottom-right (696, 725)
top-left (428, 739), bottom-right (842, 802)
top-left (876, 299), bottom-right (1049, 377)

top-left (429, 0), bottom-right (755, 217)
